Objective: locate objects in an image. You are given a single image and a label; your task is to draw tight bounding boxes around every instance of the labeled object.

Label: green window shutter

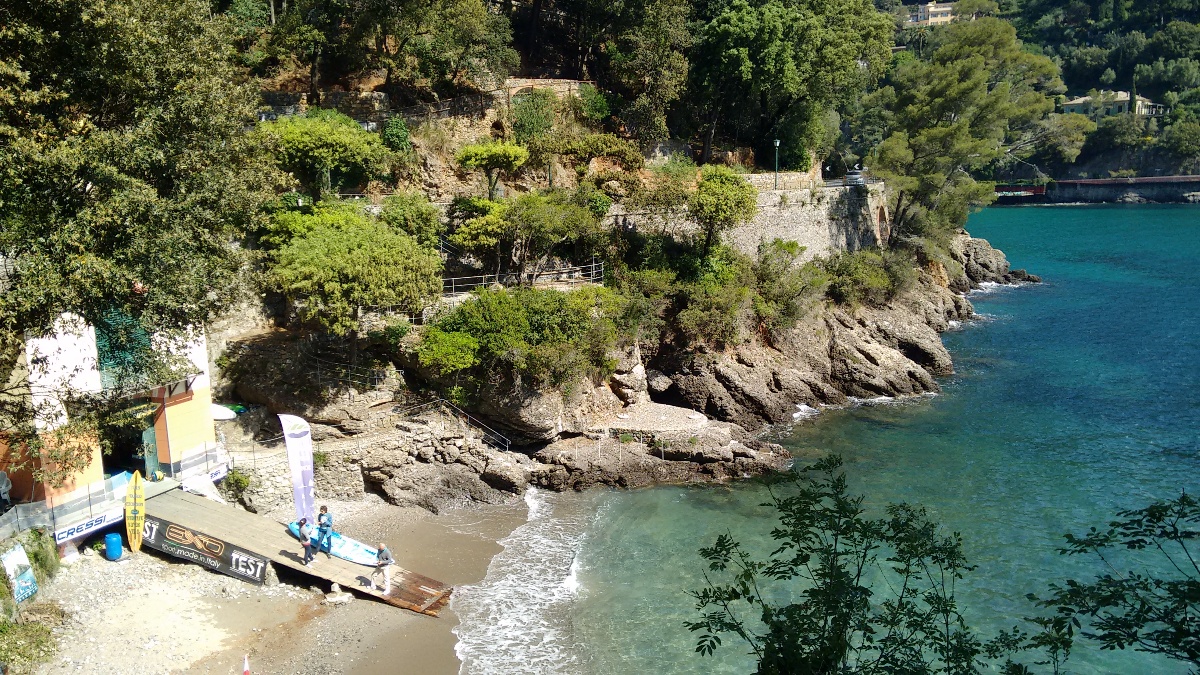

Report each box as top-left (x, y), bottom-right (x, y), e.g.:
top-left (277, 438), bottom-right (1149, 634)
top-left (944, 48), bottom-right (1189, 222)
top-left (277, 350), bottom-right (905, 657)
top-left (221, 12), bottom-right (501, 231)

top-left (94, 310), bottom-right (152, 390)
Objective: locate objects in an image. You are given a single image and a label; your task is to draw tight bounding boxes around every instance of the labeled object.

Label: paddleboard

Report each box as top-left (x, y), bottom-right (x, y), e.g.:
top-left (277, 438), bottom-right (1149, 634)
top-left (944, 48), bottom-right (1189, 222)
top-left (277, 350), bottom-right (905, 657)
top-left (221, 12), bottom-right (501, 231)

top-left (124, 471), bottom-right (145, 553)
top-left (287, 522), bottom-right (378, 566)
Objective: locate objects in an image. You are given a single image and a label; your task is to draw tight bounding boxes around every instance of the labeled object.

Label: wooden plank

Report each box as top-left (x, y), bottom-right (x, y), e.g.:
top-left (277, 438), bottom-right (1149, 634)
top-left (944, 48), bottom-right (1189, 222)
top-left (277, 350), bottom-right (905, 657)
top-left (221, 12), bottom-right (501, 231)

top-left (145, 490), bottom-right (452, 616)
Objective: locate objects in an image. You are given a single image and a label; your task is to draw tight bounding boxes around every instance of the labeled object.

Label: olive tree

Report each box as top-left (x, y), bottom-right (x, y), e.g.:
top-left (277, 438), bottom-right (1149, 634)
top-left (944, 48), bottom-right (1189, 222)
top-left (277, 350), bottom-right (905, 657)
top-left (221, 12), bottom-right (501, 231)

top-left (456, 141), bottom-right (529, 199)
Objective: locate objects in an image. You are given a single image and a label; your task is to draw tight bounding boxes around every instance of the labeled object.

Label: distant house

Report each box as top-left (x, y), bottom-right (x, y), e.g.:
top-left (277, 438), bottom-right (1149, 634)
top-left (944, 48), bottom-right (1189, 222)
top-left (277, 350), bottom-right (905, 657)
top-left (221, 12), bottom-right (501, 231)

top-left (1061, 91), bottom-right (1168, 118)
top-left (909, 2), bottom-right (956, 26)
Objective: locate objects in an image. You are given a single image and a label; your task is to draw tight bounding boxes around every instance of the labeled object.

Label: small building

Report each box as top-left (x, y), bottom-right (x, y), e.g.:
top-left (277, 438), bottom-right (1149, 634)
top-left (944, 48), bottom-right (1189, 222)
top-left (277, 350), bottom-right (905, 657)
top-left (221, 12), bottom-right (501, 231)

top-left (1061, 91), bottom-right (1168, 117)
top-left (909, 2), bottom-right (956, 26)
top-left (0, 309), bottom-right (226, 546)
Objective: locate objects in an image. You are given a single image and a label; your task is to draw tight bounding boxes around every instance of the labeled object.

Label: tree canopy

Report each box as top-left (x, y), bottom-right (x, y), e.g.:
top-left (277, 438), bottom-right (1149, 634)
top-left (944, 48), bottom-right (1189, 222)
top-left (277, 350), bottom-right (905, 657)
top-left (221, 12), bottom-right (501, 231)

top-left (688, 0), bottom-right (893, 165)
top-left (0, 0), bottom-right (281, 483)
top-left (456, 142), bottom-right (530, 200)
top-left (688, 165), bottom-right (758, 258)
top-left (868, 19), bottom-right (1062, 241)
top-left (273, 215), bottom-right (442, 336)
top-left (260, 109), bottom-right (389, 201)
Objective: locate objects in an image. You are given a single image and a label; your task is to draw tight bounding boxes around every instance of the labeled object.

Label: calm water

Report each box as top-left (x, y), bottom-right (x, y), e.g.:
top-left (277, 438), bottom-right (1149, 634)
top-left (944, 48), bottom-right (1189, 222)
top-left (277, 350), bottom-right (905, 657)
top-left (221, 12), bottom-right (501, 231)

top-left (453, 205), bottom-right (1200, 674)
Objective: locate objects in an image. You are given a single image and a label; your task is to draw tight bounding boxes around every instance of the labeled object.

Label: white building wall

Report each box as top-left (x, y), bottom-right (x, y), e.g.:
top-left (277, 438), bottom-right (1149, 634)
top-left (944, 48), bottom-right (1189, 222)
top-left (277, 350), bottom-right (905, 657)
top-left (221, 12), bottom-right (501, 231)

top-left (24, 314), bottom-right (104, 431)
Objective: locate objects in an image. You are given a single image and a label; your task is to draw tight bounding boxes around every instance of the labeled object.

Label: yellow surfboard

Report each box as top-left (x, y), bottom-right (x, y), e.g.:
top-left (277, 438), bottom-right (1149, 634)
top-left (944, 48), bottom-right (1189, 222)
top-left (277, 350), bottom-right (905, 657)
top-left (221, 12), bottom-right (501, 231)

top-left (125, 471), bottom-right (145, 553)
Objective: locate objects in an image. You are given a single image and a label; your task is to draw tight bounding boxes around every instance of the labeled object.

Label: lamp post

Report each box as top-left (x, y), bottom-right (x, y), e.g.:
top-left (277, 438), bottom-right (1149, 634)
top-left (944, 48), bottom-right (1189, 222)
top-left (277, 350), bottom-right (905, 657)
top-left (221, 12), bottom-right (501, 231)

top-left (773, 139), bottom-right (780, 189)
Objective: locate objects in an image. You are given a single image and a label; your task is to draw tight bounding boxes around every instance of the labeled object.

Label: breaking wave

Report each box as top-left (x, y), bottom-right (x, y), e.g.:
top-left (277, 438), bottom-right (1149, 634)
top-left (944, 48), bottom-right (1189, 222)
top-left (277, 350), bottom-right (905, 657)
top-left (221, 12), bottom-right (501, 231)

top-left (453, 488), bottom-right (593, 674)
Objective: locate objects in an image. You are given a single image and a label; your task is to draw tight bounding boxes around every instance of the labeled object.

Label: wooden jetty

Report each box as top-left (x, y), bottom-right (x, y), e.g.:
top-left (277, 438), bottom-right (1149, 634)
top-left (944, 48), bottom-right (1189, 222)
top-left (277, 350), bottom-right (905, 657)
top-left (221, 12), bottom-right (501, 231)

top-left (144, 490), bottom-right (451, 616)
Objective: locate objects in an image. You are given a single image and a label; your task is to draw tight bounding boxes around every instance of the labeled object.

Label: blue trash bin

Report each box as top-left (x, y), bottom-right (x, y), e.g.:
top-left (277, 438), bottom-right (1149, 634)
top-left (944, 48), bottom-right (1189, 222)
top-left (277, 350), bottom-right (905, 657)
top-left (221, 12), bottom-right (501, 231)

top-left (104, 532), bottom-right (123, 561)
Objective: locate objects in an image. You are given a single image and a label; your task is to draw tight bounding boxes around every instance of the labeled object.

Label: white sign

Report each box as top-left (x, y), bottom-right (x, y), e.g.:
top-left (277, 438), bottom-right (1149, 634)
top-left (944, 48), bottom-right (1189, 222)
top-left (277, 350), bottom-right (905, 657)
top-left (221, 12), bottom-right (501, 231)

top-left (53, 507), bottom-right (124, 544)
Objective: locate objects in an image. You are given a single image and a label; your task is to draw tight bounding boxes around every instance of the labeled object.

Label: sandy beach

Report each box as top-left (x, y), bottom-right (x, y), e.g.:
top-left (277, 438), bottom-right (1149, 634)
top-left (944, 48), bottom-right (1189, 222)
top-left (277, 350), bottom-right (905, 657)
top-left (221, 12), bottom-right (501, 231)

top-left (35, 495), bottom-right (528, 675)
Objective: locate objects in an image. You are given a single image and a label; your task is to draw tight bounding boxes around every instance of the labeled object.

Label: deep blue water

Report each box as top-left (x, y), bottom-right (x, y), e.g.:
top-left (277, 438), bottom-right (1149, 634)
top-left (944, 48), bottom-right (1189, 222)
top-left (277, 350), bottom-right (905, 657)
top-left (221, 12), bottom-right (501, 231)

top-left (454, 205), bottom-right (1200, 674)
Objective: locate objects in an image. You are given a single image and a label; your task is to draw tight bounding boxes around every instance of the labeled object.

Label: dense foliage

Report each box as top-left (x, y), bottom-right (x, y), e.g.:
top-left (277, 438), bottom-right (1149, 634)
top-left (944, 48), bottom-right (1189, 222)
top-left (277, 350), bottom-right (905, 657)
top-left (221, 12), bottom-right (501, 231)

top-left (863, 19), bottom-right (1063, 240)
top-left (260, 109), bottom-right (389, 200)
top-left (0, 0), bottom-right (282, 483)
top-left (688, 165), bottom-right (758, 258)
top-left (273, 213), bottom-right (442, 335)
top-left (456, 142), bottom-right (530, 199)
top-left (416, 286), bottom-right (622, 390)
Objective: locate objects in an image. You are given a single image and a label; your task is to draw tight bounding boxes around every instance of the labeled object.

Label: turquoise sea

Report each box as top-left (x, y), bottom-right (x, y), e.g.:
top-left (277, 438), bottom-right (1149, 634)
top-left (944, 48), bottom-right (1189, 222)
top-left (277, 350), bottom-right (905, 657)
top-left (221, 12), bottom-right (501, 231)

top-left (452, 205), bottom-right (1200, 674)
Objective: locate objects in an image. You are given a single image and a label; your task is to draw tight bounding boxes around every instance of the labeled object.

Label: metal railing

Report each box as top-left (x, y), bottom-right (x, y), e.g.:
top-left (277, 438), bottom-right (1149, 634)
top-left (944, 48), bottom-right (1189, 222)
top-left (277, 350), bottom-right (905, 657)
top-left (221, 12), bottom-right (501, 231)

top-left (298, 335), bottom-right (391, 391)
top-left (0, 472), bottom-right (133, 543)
top-left (442, 260), bottom-right (604, 296)
top-left (393, 399), bottom-right (511, 451)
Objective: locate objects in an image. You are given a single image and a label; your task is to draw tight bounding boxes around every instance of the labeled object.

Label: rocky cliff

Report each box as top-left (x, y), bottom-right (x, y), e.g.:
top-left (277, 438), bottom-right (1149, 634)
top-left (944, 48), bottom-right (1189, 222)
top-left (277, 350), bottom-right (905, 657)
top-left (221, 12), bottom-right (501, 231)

top-left (218, 230), bottom-right (1034, 513)
top-left (646, 231), bottom-right (1038, 430)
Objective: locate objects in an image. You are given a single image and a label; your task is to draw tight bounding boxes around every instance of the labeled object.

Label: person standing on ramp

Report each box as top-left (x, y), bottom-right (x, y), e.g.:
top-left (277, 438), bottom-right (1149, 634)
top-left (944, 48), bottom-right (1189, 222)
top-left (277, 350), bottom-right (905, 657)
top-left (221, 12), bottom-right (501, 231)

top-left (316, 505), bottom-right (334, 558)
top-left (371, 542), bottom-right (394, 595)
top-left (297, 517), bottom-right (315, 567)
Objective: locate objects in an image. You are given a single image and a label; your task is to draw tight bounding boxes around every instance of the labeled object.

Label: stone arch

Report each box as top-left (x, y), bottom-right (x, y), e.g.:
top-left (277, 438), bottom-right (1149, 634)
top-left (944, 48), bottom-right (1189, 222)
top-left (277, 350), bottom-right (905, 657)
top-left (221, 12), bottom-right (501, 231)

top-left (874, 203), bottom-right (891, 247)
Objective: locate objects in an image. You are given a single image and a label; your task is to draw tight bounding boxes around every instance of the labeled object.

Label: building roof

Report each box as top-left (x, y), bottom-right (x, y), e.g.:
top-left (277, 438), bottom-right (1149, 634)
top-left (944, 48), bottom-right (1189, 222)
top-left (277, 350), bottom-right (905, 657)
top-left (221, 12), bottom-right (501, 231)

top-left (1063, 91), bottom-right (1157, 106)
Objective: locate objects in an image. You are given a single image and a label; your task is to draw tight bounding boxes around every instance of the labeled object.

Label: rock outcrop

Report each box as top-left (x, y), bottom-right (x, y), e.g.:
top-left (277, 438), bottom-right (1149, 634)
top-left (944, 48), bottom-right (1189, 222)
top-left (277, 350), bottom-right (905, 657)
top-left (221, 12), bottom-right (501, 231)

top-left (647, 233), bottom-right (1033, 430)
top-left (650, 273), bottom-right (968, 430)
top-left (218, 231), bottom-right (1035, 512)
top-left (950, 230), bottom-right (1041, 287)
top-left (222, 405), bottom-right (789, 515)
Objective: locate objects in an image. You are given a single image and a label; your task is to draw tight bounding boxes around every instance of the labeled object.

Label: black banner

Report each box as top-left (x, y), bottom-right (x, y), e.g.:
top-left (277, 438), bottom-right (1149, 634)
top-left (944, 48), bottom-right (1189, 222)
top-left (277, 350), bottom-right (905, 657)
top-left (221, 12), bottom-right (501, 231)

top-left (141, 515), bottom-right (268, 585)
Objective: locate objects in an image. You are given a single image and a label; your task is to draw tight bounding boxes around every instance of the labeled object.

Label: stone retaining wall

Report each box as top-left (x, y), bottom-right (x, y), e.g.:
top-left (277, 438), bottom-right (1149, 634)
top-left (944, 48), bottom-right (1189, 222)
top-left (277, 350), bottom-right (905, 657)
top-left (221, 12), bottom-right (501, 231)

top-left (610, 182), bottom-right (890, 262)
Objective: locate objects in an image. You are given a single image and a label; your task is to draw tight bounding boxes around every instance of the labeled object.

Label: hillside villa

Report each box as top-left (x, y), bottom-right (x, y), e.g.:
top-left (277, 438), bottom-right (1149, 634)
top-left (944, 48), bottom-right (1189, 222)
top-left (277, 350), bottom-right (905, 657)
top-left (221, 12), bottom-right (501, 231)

top-left (1061, 91), bottom-right (1168, 117)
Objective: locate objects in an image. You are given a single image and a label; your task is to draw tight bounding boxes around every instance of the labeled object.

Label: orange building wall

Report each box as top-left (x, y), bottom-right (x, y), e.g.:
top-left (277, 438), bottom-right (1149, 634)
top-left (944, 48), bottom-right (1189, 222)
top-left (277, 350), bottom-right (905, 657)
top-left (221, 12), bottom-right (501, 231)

top-left (151, 385), bottom-right (216, 471)
top-left (0, 433), bottom-right (103, 504)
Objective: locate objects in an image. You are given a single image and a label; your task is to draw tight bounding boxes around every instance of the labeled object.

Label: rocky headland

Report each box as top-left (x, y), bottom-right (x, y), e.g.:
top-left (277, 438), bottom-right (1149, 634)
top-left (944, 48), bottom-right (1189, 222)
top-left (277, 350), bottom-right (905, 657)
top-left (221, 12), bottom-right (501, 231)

top-left (219, 229), bottom-right (1036, 514)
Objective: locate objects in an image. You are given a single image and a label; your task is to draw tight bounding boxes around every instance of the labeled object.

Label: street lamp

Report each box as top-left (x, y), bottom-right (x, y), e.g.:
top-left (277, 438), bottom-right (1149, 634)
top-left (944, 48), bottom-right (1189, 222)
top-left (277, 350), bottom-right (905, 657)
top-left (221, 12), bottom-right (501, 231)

top-left (773, 139), bottom-right (780, 189)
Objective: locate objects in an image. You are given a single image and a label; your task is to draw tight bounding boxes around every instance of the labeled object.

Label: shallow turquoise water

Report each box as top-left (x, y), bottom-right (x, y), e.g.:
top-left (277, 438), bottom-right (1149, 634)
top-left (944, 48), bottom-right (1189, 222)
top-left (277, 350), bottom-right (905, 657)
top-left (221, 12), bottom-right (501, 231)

top-left (454, 205), bottom-right (1200, 674)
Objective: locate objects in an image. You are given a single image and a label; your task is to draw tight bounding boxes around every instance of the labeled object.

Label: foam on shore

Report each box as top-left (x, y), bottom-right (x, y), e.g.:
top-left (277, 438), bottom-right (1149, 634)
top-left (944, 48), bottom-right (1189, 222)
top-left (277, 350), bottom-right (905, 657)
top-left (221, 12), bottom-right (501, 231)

top-left (452, 488), bottom-right (594, 674)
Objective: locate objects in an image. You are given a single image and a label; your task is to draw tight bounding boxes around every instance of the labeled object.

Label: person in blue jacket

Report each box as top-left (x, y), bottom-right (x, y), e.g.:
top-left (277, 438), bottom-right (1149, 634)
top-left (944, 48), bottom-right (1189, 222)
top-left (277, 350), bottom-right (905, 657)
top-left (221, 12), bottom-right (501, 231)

top-left (316, 505), bottom-right (334, 558)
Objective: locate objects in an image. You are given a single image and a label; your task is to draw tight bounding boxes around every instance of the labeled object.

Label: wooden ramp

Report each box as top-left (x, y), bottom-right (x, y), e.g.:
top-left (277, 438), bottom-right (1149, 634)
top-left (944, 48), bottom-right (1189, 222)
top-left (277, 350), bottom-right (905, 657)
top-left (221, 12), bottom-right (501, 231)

top-left (145, 490), bottom-right (452, 616)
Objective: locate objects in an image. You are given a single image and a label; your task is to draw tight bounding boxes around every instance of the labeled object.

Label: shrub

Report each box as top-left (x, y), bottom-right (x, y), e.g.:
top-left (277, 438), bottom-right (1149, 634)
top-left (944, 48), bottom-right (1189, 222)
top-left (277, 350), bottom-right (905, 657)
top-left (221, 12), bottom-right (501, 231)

top-left (225, 468), bottom-right (251, 501)
top-left (312, 451), bottom-right (328, 468)
top-left (576, 84), bottom-right (611, 123)
top-left (753, 239), bottom-right (829, 336)
top-left (512, 89), bottom-right (558, 145)
top-left (381, 116), bottom-right (412, 152)
top-left (821, 249), bottom-right (916, 307)
top-left (676, 251), bottom-right (757, 348)
top-left (425, 286), bottom-right (624, 389)
top-left (416, 328), bottom-right (481, 375)
top-left (0, 619), bottom-right (54, 671)
top-left (619, 433), bottom-right (635, 444)
top-left (367, 317), bottom-right (412, 349)
top-left (22, 529), bottom-right (59, 585)
top-left (530, 132), bottom-right (644, 171)
top-left (380, 191), bottom-right (444, 249)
